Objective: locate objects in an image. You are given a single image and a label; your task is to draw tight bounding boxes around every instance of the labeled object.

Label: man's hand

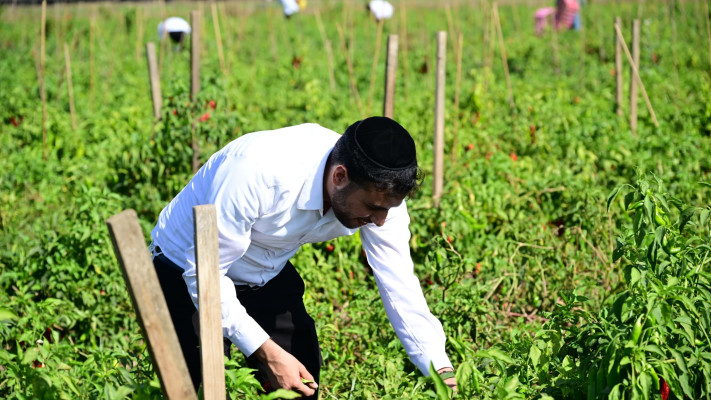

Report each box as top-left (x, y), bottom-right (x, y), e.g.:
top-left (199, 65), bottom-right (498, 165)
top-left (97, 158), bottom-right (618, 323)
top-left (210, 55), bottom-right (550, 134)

top-left (437, 367), bottom-right (457, 394)
top-left (253, 339), bottom-right (318, 396)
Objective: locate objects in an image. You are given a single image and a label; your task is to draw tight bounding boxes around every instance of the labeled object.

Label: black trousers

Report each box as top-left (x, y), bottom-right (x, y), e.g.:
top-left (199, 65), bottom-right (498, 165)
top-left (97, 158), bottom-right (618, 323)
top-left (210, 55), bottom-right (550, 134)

top-left (153, 254), bottom-right (321, 399)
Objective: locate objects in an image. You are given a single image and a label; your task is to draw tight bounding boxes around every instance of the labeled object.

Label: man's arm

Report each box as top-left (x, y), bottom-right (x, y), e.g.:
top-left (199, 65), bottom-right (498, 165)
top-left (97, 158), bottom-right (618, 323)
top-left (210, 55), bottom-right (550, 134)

top-left (359, 202), bottom-right (456, 383)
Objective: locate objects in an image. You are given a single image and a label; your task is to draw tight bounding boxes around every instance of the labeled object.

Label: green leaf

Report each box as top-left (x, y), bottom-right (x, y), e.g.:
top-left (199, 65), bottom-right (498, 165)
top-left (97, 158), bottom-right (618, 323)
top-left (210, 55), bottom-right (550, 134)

top-left (262, 389), bottom-right (303, 399)
top-left (529, 344), bottom-right (541, 368)
top-left (0, 308), bottom-right (18, 322)
top-left (607, 185), bottom-right (622, 211)
top-left (428, 362), bottom-right (453, 400)
top-left (678, 207), bottom-right (696, 233)
top-left (701, 209), bottom-right (710, 227)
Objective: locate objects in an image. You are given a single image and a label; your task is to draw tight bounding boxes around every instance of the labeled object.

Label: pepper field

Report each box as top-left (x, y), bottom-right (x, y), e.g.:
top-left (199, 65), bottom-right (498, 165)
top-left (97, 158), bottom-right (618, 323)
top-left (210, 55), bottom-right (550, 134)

top-left (1, 0), bottom-right (710, 398)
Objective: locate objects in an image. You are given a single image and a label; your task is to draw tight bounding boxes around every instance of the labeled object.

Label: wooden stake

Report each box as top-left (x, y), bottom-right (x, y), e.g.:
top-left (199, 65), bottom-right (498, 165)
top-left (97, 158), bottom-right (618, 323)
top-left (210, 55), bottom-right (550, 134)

top-left (315, 11), bottom-right (336, 92)
top-left (629, 19), bottom-right (640, 135)
top-left (136, 7), bottom-right (144, 62)
top-left (493, 2), bottom-right (514, 109)
top-left (211, 2), bottom-right (227, 76)
top-left (451, 32), bottom-right (463, 163)
top-left (40, 0), bottom-right (47, 160)
top-left (705, 1), bottom-right (711, 67)
top-left (90, 14), bottom-right (95, 111)
top-left (433, 31), bottom-right (447, 207)
top-left (614, 24), bottom-right (659, 127)
top-left (106, 210), bottom-right (198, 400)
top-left (337, 23), bottom-right (364, 118)
top-left (146, 43), bottom-right (162, 120)
top-left (383, 34), bottom-right (398, 119)
top-left (551, 13), bottom-right (561, 75)
top-left (191, 11), bottom-right (201, 101)
top-left (367, 19), bottom-right (384, 116)
top-left (191, 10), bottom-right (201, 174)
top-left (64, 43), bottom-right (77, 131)
top-left (615, 17), bottom-right (623, 116)
top-left (193, 205), bottom-right (226, 400)
top-left (399, 0), bottom-right (409, 99)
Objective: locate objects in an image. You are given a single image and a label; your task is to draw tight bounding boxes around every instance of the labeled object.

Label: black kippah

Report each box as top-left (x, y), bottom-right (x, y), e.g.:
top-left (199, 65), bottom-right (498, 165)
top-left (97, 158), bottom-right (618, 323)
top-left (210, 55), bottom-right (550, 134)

top-left (347, 117), bottom-right (417, 171)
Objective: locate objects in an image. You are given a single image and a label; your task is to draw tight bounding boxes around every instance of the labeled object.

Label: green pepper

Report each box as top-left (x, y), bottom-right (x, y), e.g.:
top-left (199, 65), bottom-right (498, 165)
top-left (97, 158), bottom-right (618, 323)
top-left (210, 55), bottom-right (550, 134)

top-left (630, 316), bottom-right (643, 344)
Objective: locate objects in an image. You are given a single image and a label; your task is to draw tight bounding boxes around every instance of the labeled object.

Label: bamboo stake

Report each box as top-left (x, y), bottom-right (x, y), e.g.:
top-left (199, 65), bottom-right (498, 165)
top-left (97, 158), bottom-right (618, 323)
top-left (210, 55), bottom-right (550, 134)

top-left (399, 0), bottom-right (409, 100)
top-left (64, 43), bottom-right (77, 131)
top-left (383, 34), bottom-right (398, 119)
top-left (705, 1), bottom-right (711, 67)
top-left (315, 11), bottom-right (336, 92)
top-left (433, 31), bottom-right (447, 207)
top-left (191, 10), bottom-right (201, 102)
top-left (146, 43), bottom-right (162, 120)
top-left (136, 7), bottom-right (143, 62)
top-left (451, 32), bottom-right (463, 163)
top-left (220, 2), bottom-right (233, 71)
top-left (493, 2), bottom-right (515, 109)
top-left (629, 19), bottom-right (640, 135)
top-left (615, 17), bottom-right (623, 116)
top-left (90, 14), bottom-right (95, 111)
top-left (193, 205), bottom-right (226, 400)
top-left (337, 23), bottom-right (364, 118)
top-left (191, 10), bottom-right (201, 174)
top-left (671, 3), bottom-right (680, 89)
top-left (367, 19), bottom-right (384, 116)
top-left (551, 13), bottom-right (561, 74)
top-left (614, 24), bottom-right (659, 127)
top-left (211, 2), bottom-right (227, 76)
top-left (445, 5), bottom-right (457, 47)
top-left (40, 0), bottom-right (47, 160)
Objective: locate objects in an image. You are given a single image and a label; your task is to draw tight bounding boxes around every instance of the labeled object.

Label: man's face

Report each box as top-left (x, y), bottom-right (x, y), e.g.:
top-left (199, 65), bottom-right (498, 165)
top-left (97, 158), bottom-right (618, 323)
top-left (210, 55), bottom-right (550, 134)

top-left (330, 182), bottom-right (404, 229)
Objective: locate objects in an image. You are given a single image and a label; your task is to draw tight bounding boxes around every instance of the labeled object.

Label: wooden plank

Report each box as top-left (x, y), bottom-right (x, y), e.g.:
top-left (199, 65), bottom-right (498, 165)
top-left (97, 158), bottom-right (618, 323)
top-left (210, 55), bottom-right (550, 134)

top-left (146, 43), bottom-right (162, 120)
top-left (106, 210), bottom-right (198, 400)
top-left (193, 205), bottom-right (226, 400)
top-left (383, 34), bottom-right (398, 119)
top-left (629, 19), bottom-right (640, 135)
top-left (433, 31), bottom-right (446, 207)
top-left (615, 17), bottom-right (623, 116)
top-left (191, 10), bottom-right (201, 102)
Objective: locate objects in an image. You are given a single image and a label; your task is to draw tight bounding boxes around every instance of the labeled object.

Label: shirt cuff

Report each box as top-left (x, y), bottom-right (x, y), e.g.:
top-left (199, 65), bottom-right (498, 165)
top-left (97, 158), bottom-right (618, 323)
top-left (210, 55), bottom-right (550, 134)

top-left (412, 352), bottom-right (454, 376)
top-left (226, 317), bottom-right (270, 358)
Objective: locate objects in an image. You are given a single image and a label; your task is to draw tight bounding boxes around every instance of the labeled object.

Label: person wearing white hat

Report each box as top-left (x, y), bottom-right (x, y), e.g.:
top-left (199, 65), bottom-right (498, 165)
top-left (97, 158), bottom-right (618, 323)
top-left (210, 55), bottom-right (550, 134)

top-left (157, 17), bottom-right (192, 50)
top-left (368, 0), bottom-right (394, 21)
top-left (279, 0), bottom-right (301, 18)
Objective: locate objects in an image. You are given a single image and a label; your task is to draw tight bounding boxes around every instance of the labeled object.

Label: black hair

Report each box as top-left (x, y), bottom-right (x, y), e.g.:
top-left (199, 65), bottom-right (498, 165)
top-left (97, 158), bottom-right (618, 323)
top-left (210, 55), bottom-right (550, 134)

top-left (330, 117), bottom-right (424, 198)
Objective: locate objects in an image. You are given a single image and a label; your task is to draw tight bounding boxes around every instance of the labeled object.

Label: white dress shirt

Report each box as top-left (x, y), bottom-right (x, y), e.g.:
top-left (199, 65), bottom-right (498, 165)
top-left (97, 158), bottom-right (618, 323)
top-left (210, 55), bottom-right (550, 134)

top-left (151, 123), bottom-right (452, 375)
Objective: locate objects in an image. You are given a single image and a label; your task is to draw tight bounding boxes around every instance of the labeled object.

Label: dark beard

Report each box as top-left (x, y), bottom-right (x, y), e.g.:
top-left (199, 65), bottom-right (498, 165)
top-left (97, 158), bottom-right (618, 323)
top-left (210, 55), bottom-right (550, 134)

top-left (330, 183), bottom-right (359, 228)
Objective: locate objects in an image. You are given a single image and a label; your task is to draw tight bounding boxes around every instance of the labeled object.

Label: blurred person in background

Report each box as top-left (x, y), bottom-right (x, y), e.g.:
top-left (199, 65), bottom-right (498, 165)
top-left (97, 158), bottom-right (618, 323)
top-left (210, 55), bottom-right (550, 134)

top-left (534, 0), bottom-right (580, 36)
top-left (368, 0), bottom-right (394, 21)
top-left (157, 17), bottom-right (191, 51)
top-left (279, 0), bottom-right (307, 18)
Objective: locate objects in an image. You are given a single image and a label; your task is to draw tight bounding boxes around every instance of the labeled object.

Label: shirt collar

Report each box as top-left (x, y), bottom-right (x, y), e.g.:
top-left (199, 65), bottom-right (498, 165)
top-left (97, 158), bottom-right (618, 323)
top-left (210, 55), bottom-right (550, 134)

top-left (296, 149), bottom-right (331, 215)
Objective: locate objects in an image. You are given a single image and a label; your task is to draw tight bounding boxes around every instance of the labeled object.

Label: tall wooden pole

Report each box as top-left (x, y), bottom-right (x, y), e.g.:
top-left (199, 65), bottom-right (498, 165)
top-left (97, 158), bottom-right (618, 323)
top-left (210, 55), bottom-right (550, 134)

top-left (615, 17), bottom-right (623, 116)
top-left (705, 1), bottom-right (711, 67)
top-left (191, 10), bottom-right (201, 174)
top-left (337, 23), bottom-right (364, 117)
top-left (146, 43), bottom-right (162, 120)
top-left (64, 43), bottom-right (77, 131)
top-left (433, 31), bottom-right (447, 207)
top-left (90, 14), bottom-right (95, 112)
top-left (367, 19), bottom-right (385, 116)
top-left (193, 205), bottom-right (226, 400)
top-left (383, 34), bottom-right (398, 119)
top-left (452, 32), bottom-right (463, 162)
top-left (211, 3), bottom-right (227, 76)
top-left (315, 11), bottom-right (336, 92)
top-left (399, 0), bottom-right (409, 99)
top-left (629, 19), bottom-right (640, 135)
top-left (40, 0), bottom-right (47, 160)
top-left (136, 7), bottom-right (143, 62)
top-left (493, 3), bottom-right (514, 109)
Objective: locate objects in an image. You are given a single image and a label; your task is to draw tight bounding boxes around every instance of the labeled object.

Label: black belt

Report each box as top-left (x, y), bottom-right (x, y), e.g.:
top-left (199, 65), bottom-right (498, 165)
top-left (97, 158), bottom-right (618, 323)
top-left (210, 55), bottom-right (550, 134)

top-left (154, 245), bottom-right (261, 292)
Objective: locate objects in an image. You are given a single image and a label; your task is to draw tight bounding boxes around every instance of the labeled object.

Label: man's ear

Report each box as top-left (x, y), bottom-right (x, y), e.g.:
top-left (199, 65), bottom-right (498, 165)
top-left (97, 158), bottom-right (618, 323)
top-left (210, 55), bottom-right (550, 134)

top-left (332, 165), bottom-right (350, 189)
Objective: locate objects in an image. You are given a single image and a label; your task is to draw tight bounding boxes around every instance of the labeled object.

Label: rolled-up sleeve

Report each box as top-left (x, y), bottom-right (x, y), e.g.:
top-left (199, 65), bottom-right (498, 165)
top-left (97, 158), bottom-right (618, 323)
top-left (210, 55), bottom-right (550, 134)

top-left (180, 154), bottom-right (272, 357)
top-left (359, 202), bottom-right (452, 375)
